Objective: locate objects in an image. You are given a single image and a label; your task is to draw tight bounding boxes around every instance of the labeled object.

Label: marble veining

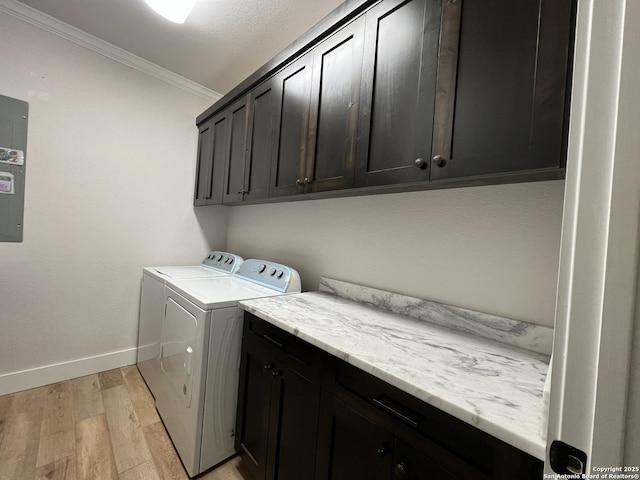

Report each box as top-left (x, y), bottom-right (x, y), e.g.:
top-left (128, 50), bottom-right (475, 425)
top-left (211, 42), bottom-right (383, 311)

top-left (240, 292), bottom-right (550, 460)
top-left (320, 277), bottom-right (554, 355)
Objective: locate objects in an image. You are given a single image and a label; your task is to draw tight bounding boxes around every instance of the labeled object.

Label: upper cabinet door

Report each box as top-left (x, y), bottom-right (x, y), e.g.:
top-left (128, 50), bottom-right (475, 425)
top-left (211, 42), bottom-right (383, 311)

top-left (194, 120), bottom-right (213, 206)
top-left (195, 111), bottom-right (228, 205)
top-left (243, 79), bottom-right (276, 202)
top-left (222, 95), bottom-right (250, 204)
top-left (304, 17), bottom-right (365, 194)
top-left (430, 0), bottom-right (573, 180)
top-left (355, 0), bottom-right (441, 188)
top-left (270, 53), bottom-right (314, 198)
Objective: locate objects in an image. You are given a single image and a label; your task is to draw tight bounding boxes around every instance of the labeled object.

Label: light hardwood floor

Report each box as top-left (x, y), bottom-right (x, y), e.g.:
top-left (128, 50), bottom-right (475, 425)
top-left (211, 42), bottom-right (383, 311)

top-left (0, 366), bottom-right (251, 480)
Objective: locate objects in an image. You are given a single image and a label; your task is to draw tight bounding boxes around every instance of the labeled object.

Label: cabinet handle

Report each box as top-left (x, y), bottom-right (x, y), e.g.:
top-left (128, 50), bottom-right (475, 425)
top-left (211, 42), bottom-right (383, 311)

top-left (414, 158), bottom-right (427, 169)
top-left (376, 443), bottom-right (390, 460)
top-left (263, 363), bottom-right (273, 372)
top-left (372, 397), bottom-right (421, 428)
top-left (432, 155), bottom-right (446, 167)
top-left (263, 334), bottom-right (287, 349)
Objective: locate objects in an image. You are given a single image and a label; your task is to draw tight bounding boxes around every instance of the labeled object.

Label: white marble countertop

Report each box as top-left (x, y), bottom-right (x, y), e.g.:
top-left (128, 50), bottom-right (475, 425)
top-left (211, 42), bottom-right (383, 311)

top-left (239, 291), bottom-right (550, 460)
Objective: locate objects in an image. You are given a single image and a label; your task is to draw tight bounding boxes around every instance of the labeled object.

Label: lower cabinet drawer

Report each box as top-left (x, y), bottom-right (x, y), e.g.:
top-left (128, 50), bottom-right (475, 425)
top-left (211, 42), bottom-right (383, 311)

top-left (244, 313), bottom-right (324, 384)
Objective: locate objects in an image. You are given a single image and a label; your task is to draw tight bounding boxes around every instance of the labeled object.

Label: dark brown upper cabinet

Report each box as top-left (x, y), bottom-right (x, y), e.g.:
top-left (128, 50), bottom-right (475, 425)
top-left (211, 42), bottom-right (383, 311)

top-left (243, 79), bottom-right (277, 202)
top-left (194, 120), bottom-right (214, 206)
top-left (429, 0), bottom-right (573, 180)
top-left (221, 81), bottom-right (277, 204)
top-left (304, 17), bottom-right (365, 194)
top-left (195, 0), bottom-right (574, 205)
top-left (355, 0), bottom-right (440, 188)
top-left (270, 19), bottom-right (366, 198)
top-left (222, 95), bottom-right (250, 203)
top-left (193, 112), bottom-right (228, 205)
top-left (270, 53), bottom-right (314, 198)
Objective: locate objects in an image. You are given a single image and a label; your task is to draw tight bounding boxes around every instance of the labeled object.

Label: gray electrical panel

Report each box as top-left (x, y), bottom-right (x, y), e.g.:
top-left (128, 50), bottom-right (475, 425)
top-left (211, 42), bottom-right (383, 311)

top-left (0, 94), bottom-right (28, 243)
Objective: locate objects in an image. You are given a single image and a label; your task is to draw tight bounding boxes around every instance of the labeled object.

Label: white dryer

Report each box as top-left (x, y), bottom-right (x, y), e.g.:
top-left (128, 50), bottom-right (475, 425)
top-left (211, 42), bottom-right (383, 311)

top-left (157, 259), bottom-right (301, 477)
top-left (137, 251), bottom-right (243, 398)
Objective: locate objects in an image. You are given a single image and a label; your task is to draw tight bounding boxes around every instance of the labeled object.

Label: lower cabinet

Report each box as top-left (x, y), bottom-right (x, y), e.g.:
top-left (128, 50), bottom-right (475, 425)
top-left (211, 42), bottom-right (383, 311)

top-left (315, 393), bottom-right (393, 480)
top-left (235, 314), bottom-right (543, 480)
top-left (315, 394), bottom-right (485, 480)
top-left (235, 321), bottom-right (321, 480)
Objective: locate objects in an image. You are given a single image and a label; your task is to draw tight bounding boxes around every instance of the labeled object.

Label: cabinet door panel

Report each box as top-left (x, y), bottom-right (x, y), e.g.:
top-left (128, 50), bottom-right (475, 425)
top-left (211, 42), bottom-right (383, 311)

top-left (208, 112), bottom-right (229, 204)
top-left (245, 81), bottom-right (276, 201)
top-left (235, 336), bottom-right (273, 480)
top-left (306, 18), bottom-right (365, 193)
top-left (194, 121), bottom-right (213, 205)
top-left (355, 0), bottom-right (440, 187)
top-left (271, 54), bottom-right (313, 197)
top-left (315, 395), bottom-right (392, 480)
top-left (223, 96), bottom-right (249, 203)
top-left (431, 0), bottom-right (572, 179)
top-left (267, 363), bottom-right (320, 480)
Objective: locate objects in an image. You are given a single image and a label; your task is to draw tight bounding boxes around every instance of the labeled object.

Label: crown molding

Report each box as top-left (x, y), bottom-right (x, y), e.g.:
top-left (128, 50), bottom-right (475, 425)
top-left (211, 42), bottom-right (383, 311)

top-left (0, 0), bottom-right (222, 103)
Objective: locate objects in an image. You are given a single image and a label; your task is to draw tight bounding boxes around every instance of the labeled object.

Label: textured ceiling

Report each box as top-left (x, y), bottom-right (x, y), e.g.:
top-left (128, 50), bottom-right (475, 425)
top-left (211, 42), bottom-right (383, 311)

top-left (16, 0), bottom-right (345, 94)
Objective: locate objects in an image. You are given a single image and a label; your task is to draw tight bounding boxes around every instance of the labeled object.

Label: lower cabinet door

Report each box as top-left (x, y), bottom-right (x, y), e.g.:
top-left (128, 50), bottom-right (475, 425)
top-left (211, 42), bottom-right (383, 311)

top-left (266, 362), bottom-right (321, 480)
top-left (235, 336), bottom-right (274, 480)
top-left (315, 394), bottom-right (393, 480)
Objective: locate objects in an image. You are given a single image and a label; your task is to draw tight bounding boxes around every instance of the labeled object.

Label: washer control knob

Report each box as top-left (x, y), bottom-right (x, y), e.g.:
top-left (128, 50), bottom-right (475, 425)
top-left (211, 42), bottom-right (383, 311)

top-left (258, 264), bottom-right (266, 273)
top-left (216, 254), bottom-right (223, 261)
top-left (276, 270), bottom-right (284, 279)
top-left (269, 268), bottom-right (277, 276)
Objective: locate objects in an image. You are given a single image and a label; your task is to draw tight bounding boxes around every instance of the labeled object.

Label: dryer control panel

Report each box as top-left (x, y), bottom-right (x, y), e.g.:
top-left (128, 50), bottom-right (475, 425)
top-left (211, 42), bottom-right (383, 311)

top-left (201, 251), bottom-right (243, 274)
top-left (234, 259), bottom-right (301, 293)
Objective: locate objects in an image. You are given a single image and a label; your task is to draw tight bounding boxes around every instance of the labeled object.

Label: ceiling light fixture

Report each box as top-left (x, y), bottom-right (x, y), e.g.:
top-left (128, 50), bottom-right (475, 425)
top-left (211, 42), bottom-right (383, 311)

top-left (144, 0), bottom-right (197, 24)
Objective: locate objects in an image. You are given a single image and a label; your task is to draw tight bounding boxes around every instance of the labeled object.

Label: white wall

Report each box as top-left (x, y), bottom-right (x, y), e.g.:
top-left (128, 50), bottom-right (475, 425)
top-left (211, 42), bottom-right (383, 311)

top-left (227, 180), bottom-right (565, 327)
top-left (0, 14), bottom-right (228, 394)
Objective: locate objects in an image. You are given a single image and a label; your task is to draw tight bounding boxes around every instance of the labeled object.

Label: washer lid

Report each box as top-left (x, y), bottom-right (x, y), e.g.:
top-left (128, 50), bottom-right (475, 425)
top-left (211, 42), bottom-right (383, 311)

top-left (144, 265), bottom-right (229, 283)
top-left (166, 276), bottom-right (285, 310)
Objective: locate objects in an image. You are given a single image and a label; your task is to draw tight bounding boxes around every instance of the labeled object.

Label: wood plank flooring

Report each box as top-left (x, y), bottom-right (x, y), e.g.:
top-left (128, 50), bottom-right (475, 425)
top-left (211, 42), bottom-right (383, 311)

top-left (0, 366), bottom-right (250, 480)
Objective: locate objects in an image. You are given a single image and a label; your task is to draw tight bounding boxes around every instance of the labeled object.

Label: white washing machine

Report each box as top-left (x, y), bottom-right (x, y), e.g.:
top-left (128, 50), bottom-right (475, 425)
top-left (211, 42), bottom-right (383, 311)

top-left (157, 259), bottom-right (301, 477)
top-left (137, 251), bottom-right (243, 399)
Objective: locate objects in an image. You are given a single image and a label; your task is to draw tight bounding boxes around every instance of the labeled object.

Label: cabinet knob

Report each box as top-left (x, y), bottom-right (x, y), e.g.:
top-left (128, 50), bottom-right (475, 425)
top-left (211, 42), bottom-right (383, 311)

top-left (271, 370), bottom-right (281, 378)
top-left (432, 154), bottom-right (446, 167)
top-left (414, 158), bottom-right (427, 169)
top-left (296, 179), bottom-right (302, 185)
top-left (263, 364), bottom-right (273, 372)
top-left (304, 177), bottom-right (312, 184)
top-left (395, 461), bottom-right (408, 477)
top-left (376, 443), bottom-right (390, 460)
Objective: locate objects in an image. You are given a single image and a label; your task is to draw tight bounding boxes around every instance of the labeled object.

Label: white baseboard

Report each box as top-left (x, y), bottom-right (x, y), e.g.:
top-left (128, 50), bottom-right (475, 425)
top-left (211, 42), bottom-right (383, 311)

top-left (0, 347), bottom-right (138, 396)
